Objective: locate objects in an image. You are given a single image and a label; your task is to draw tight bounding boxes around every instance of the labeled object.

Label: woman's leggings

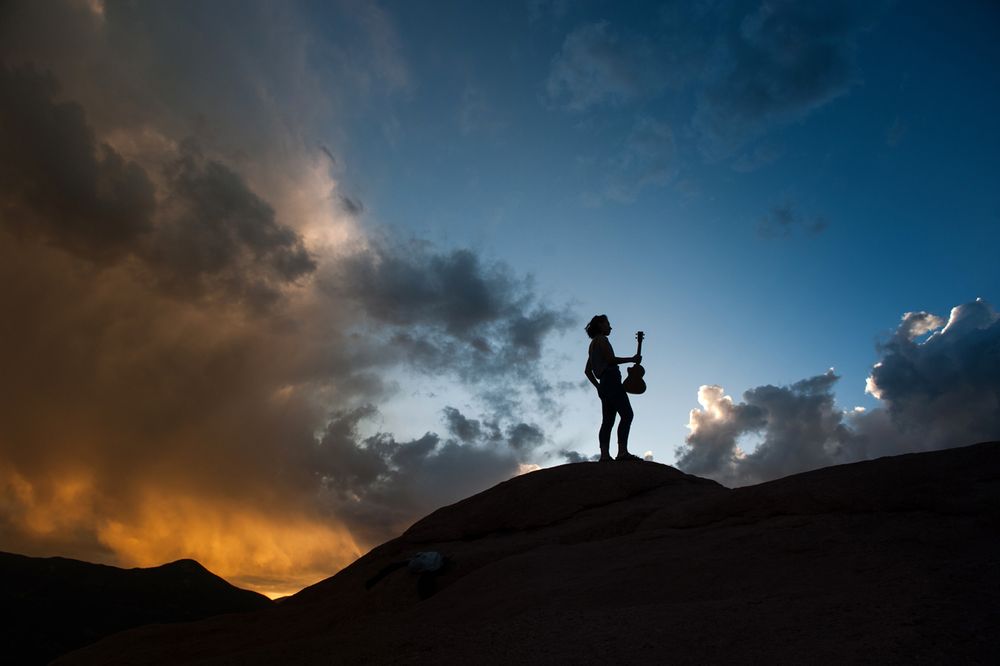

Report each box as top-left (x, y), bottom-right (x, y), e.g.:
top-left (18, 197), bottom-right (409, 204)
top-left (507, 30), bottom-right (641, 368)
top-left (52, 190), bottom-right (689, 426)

top-left (599, 371), bottom-right (633, 454)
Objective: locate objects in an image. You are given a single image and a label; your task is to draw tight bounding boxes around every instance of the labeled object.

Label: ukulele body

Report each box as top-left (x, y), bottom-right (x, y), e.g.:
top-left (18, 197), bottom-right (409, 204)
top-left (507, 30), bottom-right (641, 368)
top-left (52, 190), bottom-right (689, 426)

top-left (622, 331), bottom-right (646, 395)
top-left (623, 364), bottom-right (646, 394)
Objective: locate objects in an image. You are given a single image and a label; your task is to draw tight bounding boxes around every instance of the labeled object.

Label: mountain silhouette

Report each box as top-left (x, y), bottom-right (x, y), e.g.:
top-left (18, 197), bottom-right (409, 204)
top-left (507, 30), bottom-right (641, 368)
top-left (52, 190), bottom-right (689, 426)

top-left (0, 552), bottom-right (272, 665)
top-left (57, 442), bottom-right (999, 664)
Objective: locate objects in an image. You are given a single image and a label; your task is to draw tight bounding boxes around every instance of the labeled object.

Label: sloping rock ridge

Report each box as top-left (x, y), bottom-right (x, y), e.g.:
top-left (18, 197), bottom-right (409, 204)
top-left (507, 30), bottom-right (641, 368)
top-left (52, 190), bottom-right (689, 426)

top-left (57, 442), bottom-right (1000, 664)
top-left (1, 552), bottom-right (272, 665)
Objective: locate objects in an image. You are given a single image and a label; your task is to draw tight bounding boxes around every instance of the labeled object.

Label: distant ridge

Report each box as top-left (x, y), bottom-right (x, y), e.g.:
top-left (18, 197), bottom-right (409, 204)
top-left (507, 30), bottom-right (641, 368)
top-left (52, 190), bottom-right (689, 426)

top-left (0, 551), bottom-right (273, 665)
top-left (59, 442), bottom-right (1000, 664)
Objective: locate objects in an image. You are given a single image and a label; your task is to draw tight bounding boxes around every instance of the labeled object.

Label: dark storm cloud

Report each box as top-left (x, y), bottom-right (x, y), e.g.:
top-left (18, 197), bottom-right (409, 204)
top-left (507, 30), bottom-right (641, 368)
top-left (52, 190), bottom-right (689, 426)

top-left (863, 299), bottom-right (1000, 451)
top-left (0, 65), bottom-right (315, 307)
top-left (758, 202), bottom-right (828, 238)
top-left (0, 64), bottom-right (155, 260)
top-left (443, 406), bottom-right (484, 443)
top-left (558, 449), bottom-right (597, 464)
top-left (149, 142), bottom-right (316, 304)
top-left (677, 370), bottom-right (863, 486)
top-left (676, 300), bottom-right (1000, 486)
top-left (0, 0), bottom-right (570, 593)
top-left (506, 422), bottom-right (545, 451)
top-left (331, 242), bottom-right (575, 384)
top-left (441, 406), bottom-right (505, 447)
top-left (316, 405), bottom-right (523, 543)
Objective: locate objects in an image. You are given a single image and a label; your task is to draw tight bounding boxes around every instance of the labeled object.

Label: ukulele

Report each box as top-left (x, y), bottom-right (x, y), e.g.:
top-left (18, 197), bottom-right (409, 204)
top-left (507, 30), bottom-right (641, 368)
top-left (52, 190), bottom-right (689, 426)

top-left (622, 331), bottom-right (646, 395)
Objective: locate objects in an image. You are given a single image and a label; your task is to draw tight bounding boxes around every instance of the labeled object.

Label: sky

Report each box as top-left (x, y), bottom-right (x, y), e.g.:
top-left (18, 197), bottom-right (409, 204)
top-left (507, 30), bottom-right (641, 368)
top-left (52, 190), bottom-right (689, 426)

top-left (1, 0), bottom-right (998, 597)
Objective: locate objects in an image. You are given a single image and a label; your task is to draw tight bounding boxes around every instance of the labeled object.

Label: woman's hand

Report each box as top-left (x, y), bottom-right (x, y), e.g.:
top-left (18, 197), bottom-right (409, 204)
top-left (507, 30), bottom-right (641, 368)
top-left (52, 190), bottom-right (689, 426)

top-left (632, 354), bottom-right (642, 364)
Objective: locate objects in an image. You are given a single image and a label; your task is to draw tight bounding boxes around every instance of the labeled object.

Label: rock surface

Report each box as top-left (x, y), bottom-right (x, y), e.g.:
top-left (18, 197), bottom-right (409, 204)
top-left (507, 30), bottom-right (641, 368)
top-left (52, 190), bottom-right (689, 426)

top-left (58, 442), bottom-right (1000, 664)
top-left (1, 552), bottom-right (272, 665)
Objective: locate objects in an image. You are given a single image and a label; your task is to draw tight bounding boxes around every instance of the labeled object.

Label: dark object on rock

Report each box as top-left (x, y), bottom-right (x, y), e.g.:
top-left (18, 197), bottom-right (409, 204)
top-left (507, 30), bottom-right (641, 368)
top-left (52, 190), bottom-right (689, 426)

top-left (0, 552), bottom-right (273, 665)
top-left (57, 442), bottom-right (1000, 665)
top-left (365, 551), bottom-right (449, 600)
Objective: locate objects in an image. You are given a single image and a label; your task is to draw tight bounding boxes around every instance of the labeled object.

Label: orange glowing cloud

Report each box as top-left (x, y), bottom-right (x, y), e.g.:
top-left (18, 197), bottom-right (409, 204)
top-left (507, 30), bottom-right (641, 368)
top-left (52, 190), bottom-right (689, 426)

top-left (1, 467), bottom-right (361, 598)
top-left (98, 494), bottom-right (362, 599)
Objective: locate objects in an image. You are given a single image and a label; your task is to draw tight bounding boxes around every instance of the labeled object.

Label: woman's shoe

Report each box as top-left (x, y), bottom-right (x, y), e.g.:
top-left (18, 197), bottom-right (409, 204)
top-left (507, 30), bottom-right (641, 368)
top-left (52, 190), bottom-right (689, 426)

top-left (615, 452), bottom-right (643, 462)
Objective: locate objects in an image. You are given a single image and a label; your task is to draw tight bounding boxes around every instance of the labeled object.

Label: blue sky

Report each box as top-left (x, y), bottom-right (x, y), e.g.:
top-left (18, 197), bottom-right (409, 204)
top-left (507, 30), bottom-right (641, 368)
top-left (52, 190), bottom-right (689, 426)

top-left (1, 0), bottom-right (998, 595)
top-left (326, 0), bottom-right (1000, 457)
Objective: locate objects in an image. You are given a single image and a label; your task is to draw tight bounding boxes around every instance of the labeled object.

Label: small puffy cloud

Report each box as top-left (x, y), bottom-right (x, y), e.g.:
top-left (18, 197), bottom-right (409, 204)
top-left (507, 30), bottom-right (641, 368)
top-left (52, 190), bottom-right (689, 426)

top-left (676, 384), bottom-right (766, 484)
top-left (559, 449), bottom-right (596, 464)
top-left (677, 300), bottom-right (1000, 486)
top-left (507, 422), bottom-right (545, 451)
top-left (678, 370), bottom-right (860, 486)
top-left (758, 202), bottom-right (828, 239)
top-left (443, 406), bottom-right (484, 444)
top-left (339, 194), bottom-right (364, 216)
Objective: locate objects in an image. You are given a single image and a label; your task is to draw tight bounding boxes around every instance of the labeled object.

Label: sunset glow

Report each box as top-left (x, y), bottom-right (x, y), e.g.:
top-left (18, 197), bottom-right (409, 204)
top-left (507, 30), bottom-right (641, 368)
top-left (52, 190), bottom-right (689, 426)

top-left (1, 1), bottom-right (998, 598)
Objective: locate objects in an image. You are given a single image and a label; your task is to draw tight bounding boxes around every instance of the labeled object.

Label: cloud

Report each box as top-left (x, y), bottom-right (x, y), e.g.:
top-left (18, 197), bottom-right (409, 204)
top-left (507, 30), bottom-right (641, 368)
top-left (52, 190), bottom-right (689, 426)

top-left (149, 142), bottom-right (317, 305)
top-left (0, 64), bottom-right (316, 309)
top-left (0, 64), bottom-right (156, 261)
top-left (558, 449), bottom-right (595, 464)
top-left (863, 299), bottom-right (1000, 450)
top-left (0, 0), bottom-right (569, 597)
top-left (507, 422), bottom-right (546, 451)
top-left (458, 84), bottom-right (506, 136)
top-left (316, 406), bottom-right (523, 544)
top-left (599, 116), bottom-right (677, 204)
top-left (528, 0), bottom-right (569, 25)
top-left (692, 1), bottom-right (881, 160)
top-left (731, 141), bottom-right (783, 172)
top-left (329, 242), bottom-right (575, 386)
top-left (545, 22), bottom-right (663, 111)
top-left (676, 299), bottom-right (1000, 486)
top-left (886, 116), bottom-right (907, 147)
top-left (546, 3), bottom-right (884, 166)
top-left (339, 194), bottom-right (364, 216)
top-left (758, 202), bottom-right (828, 238)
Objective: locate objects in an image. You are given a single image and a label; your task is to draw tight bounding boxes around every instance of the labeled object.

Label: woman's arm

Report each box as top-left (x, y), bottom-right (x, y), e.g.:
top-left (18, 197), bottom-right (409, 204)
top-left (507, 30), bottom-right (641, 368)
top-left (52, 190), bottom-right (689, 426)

top-left (584, 359), bottom-right (600, 391)
top-left (597, 337), bottom-right (640, 366)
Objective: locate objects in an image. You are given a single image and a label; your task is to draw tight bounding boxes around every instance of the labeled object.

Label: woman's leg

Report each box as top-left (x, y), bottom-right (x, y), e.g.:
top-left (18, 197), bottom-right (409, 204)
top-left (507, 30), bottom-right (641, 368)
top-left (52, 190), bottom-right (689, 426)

top-left (598, 395), bottom-right (616, 457)
top-left (615, 393), bottom-right (634, 455)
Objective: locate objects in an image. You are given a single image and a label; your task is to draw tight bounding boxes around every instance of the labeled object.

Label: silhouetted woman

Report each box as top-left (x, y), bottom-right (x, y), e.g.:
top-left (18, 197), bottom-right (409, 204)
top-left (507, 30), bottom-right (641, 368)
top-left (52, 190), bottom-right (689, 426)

top-left (585, 314), bottom-right (642, 461)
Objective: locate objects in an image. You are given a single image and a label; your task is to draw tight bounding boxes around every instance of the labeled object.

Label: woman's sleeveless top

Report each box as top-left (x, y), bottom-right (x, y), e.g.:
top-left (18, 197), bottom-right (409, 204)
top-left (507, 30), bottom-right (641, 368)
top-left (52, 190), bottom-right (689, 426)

top-left (589, 335), bottom-right (614, 377)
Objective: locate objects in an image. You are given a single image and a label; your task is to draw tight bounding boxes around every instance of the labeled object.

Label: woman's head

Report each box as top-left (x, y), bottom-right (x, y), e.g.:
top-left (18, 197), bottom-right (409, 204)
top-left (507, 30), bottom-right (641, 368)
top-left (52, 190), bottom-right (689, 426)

top-left (585, 314), bottom-right (610, 338)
